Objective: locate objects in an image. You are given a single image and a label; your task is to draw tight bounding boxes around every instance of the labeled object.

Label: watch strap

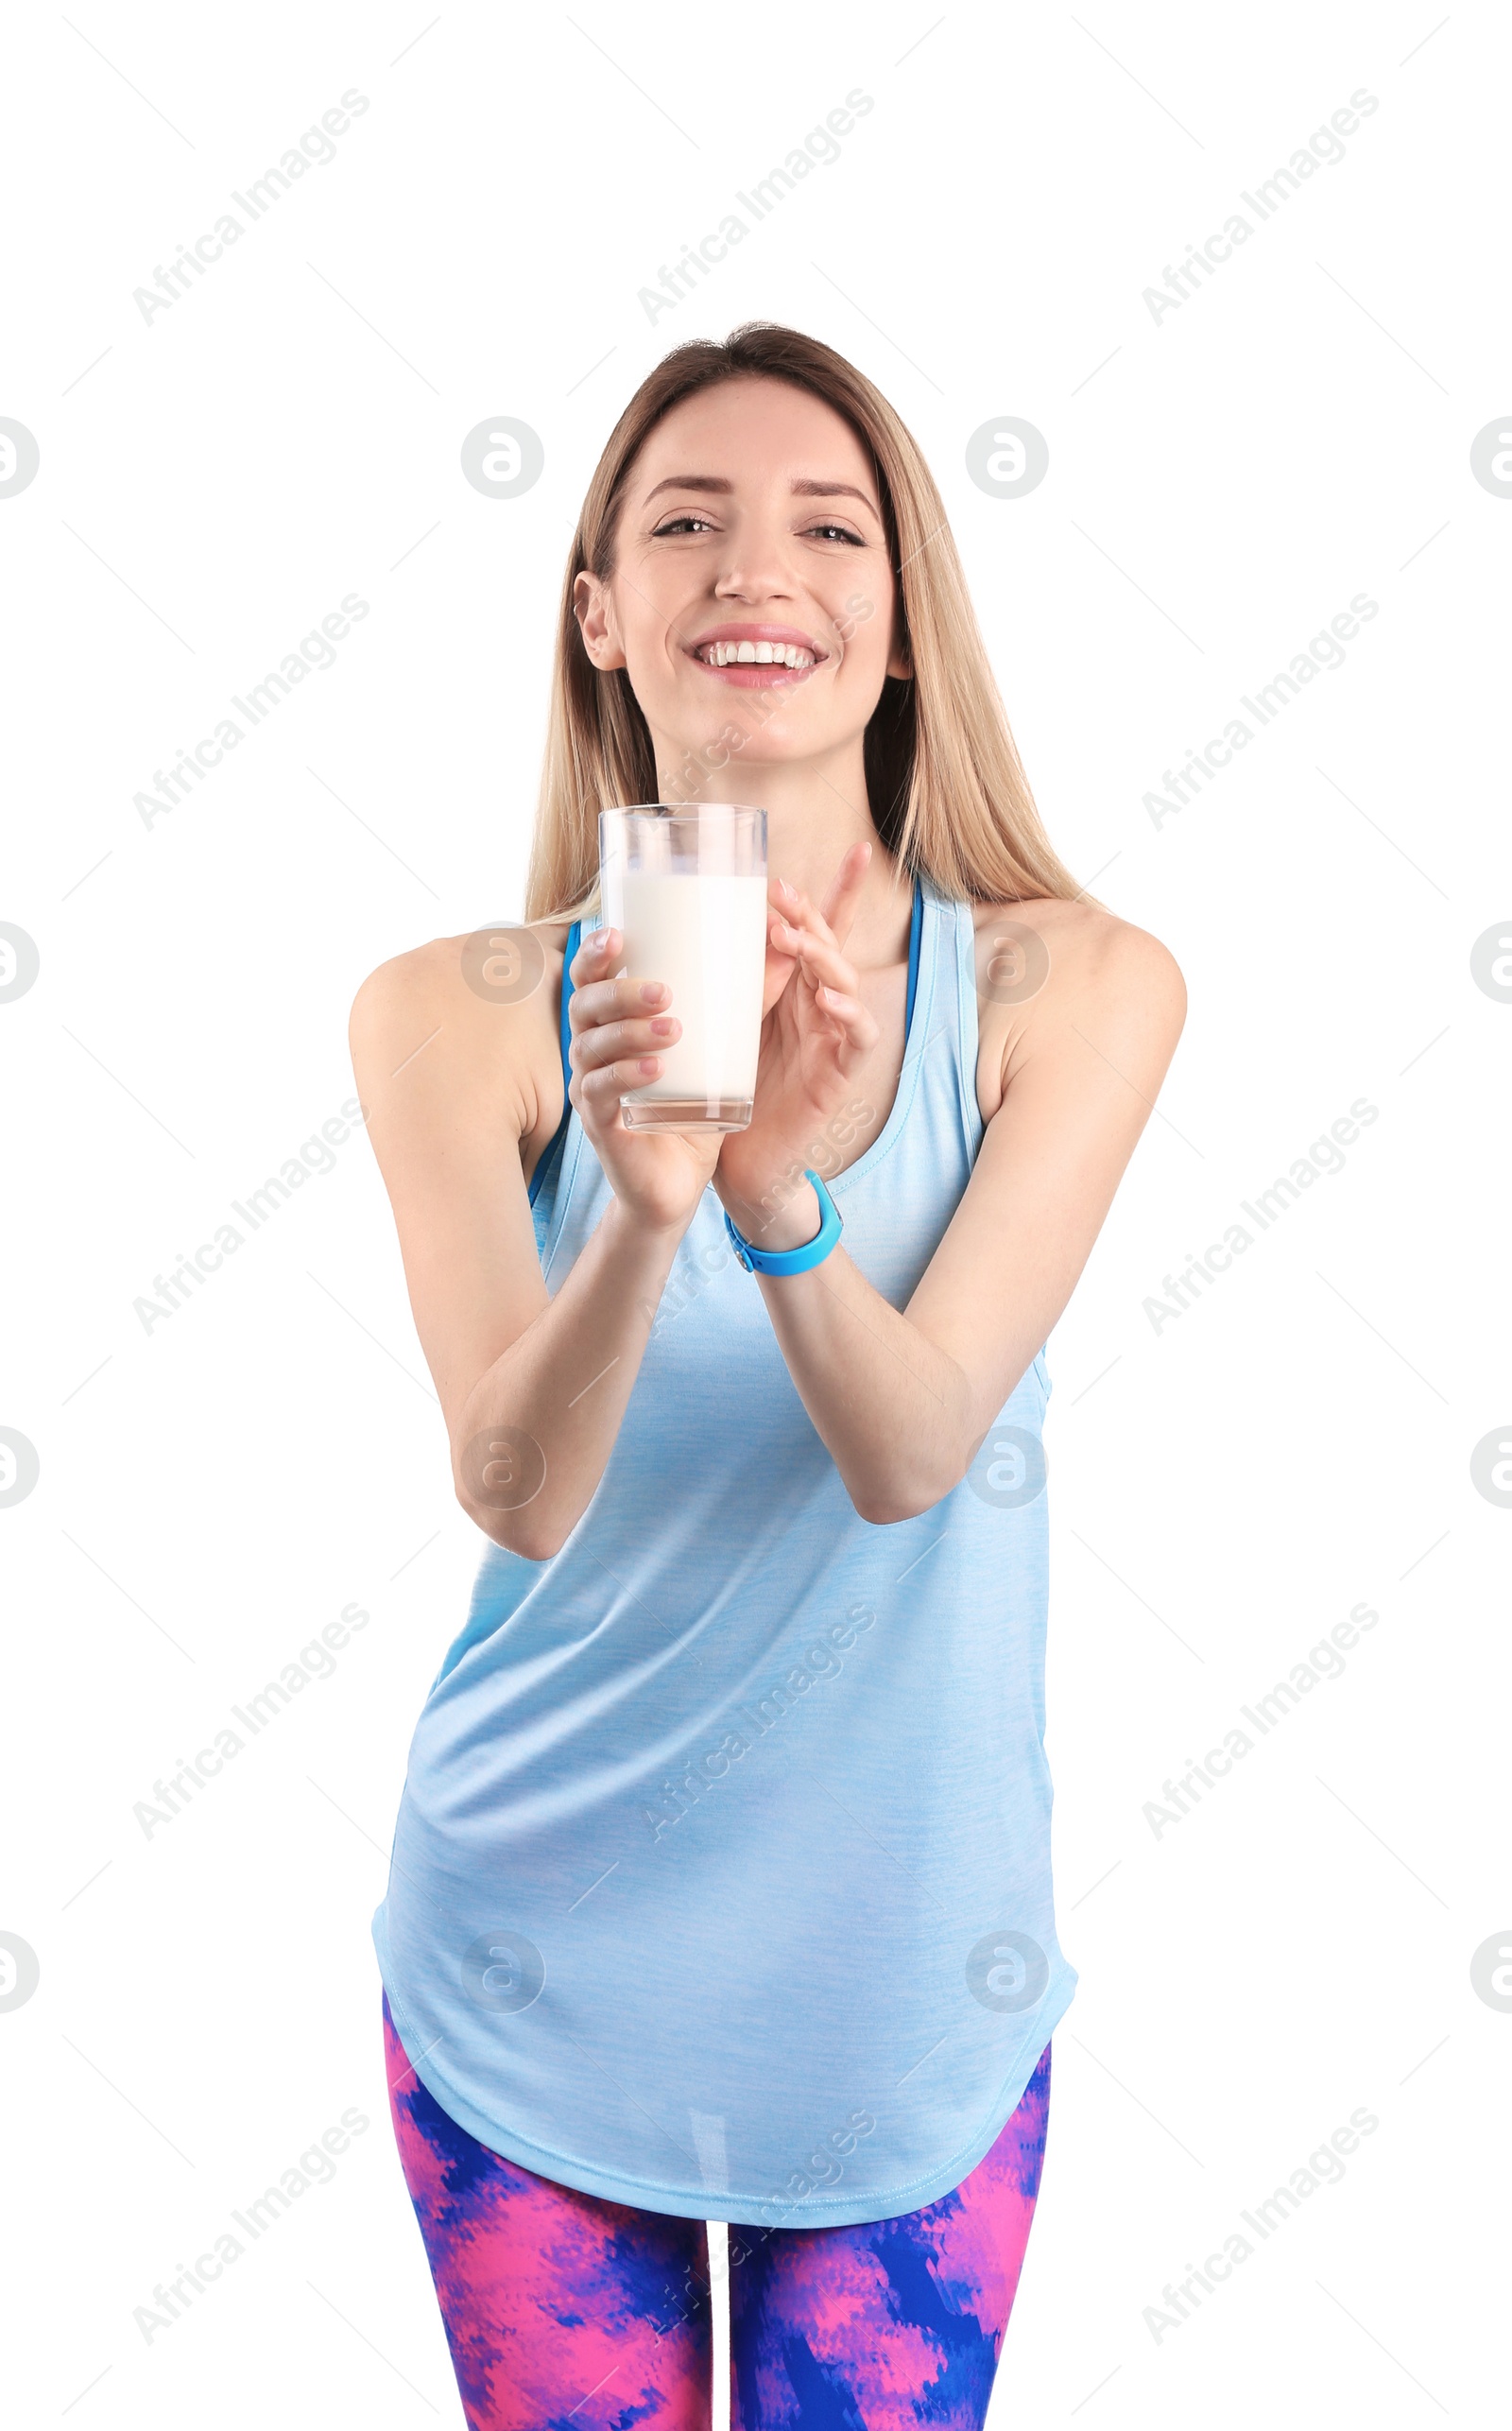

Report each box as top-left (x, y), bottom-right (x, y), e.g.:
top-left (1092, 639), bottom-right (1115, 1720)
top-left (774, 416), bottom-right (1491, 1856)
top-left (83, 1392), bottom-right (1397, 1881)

top-left (723, 1169), bottom-right (843, 1276)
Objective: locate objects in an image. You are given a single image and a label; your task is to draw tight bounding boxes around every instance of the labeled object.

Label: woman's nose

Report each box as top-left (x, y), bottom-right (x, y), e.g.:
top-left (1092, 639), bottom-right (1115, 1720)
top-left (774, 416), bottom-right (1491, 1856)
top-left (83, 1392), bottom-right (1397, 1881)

top-left (712, 526), bottom-right (795, 603)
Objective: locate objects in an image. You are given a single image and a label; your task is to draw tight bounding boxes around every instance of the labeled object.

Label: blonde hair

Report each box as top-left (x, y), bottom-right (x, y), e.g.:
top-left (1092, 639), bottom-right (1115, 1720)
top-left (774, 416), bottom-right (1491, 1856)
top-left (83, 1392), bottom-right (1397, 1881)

top-left (525, 322), bottom-right (1080, 922)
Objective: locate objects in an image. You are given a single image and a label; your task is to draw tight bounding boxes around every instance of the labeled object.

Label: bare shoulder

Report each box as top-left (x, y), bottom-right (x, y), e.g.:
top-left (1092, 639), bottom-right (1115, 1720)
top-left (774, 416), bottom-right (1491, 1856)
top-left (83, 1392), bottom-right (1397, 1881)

top-left (974, 893), bottom-right (1183, 1012)
top-left (971, 894), bottom-right (1185, 1101)
top-left (350, 921), bottom-right (574, 1161)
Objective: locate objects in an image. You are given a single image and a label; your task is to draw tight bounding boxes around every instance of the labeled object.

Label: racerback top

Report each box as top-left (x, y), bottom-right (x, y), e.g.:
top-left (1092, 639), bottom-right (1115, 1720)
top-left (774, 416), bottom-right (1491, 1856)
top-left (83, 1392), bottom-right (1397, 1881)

top-left (372, 870), bottom-right (1075, 2228)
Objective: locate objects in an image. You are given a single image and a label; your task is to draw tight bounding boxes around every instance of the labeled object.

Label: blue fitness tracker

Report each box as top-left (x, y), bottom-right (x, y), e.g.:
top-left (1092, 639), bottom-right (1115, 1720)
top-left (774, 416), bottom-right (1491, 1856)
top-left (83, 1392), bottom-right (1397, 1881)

top-left (723, 1169), bottom-right (843, 1276)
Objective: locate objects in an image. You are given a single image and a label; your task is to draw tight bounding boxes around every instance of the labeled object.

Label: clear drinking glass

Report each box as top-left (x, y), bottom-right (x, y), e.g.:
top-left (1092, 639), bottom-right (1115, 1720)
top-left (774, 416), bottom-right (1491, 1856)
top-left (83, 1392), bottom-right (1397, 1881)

top-left (598, 803), bottom-right (768, 1131)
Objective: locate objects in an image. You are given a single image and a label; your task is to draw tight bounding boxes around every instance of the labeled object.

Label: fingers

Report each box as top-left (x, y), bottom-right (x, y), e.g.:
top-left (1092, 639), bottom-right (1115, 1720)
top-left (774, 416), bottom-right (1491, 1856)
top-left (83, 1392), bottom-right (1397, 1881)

top-left (573, 924), bottom-right (670, 1003)
top-left (569, 927), bottom-right (677, 1040)
top-left (818, 838), bottom-right (872, 937)
top-left (765, 840), bottom-right (870, 947)
top-left (767, 911), bottom-right (857, 1004)
top-left (564, 927), bottom-right (683, 1115)
top-left (812, 985), bottom-right (879, 1057)
top-left (770, 839), bottom-right (870, 957)
top-left (767, 911), bottom-right (877, 1060)
top-left (575, 1045), bottom-right (669, 1122)
top-left (765, 887), bottom-right (878, 1060)
top-left (570, 924), bottom-right (623, 989)
top-left (571, 1003), bottom-right (680, 1083)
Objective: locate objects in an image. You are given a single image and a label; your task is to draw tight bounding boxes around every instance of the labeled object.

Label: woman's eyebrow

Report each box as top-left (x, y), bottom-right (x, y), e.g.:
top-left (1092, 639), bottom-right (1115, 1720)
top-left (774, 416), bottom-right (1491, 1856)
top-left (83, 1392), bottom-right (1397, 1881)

top-left (643, 474), bottom-right (732, 503)
top-left (641, 474), bottom-right (880, 513)
top-left (788, 479), bottom-right (880, 515)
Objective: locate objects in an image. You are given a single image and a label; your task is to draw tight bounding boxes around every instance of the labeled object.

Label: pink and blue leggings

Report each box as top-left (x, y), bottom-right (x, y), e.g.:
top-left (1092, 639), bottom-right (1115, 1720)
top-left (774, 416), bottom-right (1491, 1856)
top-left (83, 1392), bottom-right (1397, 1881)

top-left (383, 1989), bottom-right (1050, 2429)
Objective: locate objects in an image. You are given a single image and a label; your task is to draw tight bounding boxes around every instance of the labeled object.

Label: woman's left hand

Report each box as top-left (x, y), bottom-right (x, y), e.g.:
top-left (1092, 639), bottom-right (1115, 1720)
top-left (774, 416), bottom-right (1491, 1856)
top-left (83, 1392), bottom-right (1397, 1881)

top-left (713, 839), bottom-right (880, 1245)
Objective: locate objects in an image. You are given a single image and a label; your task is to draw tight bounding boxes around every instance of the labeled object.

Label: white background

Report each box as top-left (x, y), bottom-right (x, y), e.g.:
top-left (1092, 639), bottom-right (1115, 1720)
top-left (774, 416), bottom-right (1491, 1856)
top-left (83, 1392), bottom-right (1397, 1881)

top-left (3, 1), bottom-right (1508, 2422)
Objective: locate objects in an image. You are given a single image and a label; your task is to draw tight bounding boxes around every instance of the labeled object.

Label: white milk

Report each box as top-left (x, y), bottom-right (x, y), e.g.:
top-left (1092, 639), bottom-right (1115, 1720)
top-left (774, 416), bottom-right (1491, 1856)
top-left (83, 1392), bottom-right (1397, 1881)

top-left (618, 870), bottom-right (768, 1104)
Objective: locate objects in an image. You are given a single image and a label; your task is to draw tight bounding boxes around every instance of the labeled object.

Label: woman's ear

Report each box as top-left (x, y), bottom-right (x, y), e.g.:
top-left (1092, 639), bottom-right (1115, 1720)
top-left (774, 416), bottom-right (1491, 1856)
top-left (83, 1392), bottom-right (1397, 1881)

top-left (573, 570), bottom-right (627, 671)
top-left (886, 625), bottom-right (914, 681)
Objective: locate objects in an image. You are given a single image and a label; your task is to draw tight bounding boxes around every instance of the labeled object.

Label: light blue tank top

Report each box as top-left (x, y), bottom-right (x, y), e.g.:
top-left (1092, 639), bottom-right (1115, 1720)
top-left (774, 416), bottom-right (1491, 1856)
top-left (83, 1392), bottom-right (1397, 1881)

top-left (372, 870), bottom-right (1075, 2227)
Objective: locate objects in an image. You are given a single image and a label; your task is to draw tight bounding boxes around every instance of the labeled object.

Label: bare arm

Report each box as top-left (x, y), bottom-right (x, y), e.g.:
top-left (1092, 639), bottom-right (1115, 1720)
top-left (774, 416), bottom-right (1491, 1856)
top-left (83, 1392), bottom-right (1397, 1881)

top-left (349, 928), bottom-right (718, 1560)
top-left (713, 906), bottom-right (1187, 1524)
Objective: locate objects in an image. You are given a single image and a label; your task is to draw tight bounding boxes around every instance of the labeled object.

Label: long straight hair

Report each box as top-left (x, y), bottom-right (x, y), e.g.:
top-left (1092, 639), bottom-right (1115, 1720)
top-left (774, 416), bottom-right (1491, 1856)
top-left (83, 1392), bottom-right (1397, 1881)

top-left (525, 323), bottom-right (1081, 921)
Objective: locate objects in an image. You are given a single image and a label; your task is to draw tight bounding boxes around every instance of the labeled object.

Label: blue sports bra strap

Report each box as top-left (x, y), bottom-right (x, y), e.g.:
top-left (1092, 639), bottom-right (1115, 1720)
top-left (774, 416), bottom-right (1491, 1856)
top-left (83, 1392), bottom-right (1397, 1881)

top-left (559, 919), bottom-right (581, 1094)
top-left (904, 876), bottom-right (922, 1039)
top-left (527, 919), bottom-right (582, 1212)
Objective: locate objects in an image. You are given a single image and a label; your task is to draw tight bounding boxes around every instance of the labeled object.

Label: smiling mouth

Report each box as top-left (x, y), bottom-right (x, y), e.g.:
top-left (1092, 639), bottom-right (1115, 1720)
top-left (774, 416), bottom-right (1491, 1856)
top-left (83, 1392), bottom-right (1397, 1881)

top-left (686, 627), bottom-right (828, 687)
top-left (694, 638), bottom-right (817, 670)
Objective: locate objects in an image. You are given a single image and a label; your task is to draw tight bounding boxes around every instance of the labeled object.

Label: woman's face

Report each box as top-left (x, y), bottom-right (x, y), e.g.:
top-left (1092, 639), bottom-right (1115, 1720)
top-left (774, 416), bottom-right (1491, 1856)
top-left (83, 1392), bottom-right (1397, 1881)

top-left (574, 377), bottom-right (910, 794)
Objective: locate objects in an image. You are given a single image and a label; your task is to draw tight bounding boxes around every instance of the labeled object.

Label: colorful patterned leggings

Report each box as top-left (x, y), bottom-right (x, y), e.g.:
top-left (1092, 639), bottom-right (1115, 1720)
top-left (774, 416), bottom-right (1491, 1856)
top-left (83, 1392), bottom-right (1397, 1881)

top-left (384, 1990), bottom-right (1050, 2430)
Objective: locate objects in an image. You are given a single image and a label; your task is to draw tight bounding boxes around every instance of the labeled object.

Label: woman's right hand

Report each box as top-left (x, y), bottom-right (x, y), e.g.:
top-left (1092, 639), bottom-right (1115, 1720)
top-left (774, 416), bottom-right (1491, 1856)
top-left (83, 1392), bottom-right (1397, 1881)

top-left (565, 925), bottom-right (723, 1233)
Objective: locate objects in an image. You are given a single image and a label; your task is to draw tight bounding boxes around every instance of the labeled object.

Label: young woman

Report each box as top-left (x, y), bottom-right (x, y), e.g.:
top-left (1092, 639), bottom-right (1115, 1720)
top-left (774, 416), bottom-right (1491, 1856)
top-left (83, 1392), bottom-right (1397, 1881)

top-left (352, 323), bottom-right (1184, 2431)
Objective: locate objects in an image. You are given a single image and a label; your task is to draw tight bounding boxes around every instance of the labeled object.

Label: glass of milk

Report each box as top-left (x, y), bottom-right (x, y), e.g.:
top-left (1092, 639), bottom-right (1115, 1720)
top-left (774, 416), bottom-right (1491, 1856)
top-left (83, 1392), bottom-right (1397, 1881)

top-left (598, 804), bottom-right (768, 1130)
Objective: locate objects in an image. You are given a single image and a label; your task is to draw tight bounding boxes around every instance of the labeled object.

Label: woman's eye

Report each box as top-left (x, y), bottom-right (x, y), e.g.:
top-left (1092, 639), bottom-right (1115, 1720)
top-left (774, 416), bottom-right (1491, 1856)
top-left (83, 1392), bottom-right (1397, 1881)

top-left (651, 513), bottom-right (716, 536)
top-left (804, 522), bottom-right (865, 545)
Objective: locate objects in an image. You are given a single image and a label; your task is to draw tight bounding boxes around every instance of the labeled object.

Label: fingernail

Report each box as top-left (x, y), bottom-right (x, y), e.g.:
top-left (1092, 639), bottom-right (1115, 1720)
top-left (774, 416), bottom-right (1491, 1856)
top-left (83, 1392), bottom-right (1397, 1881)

top-left (640, 981), bottom-right (666, 1004)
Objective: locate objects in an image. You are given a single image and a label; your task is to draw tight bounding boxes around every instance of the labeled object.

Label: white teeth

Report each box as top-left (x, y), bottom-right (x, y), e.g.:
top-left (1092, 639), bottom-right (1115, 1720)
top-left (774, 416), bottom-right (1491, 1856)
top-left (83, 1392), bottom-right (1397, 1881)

top-left (700, 640), bottom-right (816, 668)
